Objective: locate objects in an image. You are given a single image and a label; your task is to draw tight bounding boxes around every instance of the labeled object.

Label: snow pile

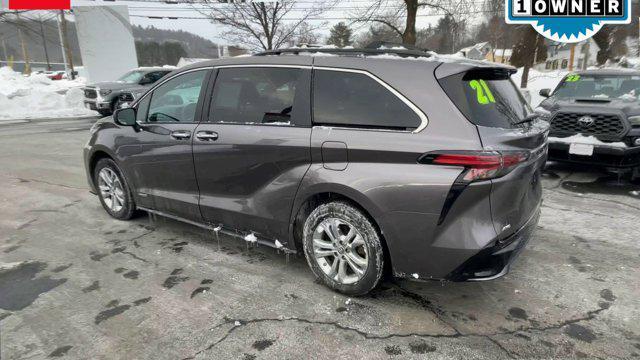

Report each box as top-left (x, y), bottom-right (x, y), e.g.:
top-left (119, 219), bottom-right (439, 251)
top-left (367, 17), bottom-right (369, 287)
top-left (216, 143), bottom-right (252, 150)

top-left (512, 68), bottom-right (569, 107)
top-left (244, 233), bottom-right (257, 243)
top-left (0, 67), bottom-right (97, 120)
top-left (548, 133), bottom-right (628, 148)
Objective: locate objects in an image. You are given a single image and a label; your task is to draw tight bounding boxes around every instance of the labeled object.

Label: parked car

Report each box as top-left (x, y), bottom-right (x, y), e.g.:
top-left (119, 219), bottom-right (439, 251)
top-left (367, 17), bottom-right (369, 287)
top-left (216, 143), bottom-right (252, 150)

top-left (83, 67), bottom-right (173, 116)
top-left (84, 47), bottom-right (548, 295)
top-left (45, 70), bottom-right (66, 80)
top-left (537, 70), bottom-right (640, 178)
top-left (116, 88), bottom-right (148, 109)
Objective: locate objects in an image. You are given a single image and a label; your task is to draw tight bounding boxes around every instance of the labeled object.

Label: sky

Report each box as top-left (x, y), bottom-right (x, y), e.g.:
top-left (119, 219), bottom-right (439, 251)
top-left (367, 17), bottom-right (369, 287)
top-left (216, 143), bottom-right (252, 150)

top-left (69, 0), bottom-right (452, 46)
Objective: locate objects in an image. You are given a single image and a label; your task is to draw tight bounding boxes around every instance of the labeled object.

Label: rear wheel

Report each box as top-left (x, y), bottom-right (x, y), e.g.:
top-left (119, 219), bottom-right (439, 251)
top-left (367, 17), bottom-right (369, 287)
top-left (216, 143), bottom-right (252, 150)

top-left (94, 158), bottom-right (136, 220)
top-left (302, 201), bottom-right (384, 296)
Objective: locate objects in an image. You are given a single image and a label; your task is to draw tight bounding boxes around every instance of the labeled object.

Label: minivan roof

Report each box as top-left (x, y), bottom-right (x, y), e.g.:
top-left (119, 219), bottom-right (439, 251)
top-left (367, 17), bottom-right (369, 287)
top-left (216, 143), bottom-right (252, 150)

top-left (180, 47), bottom-right (515, 76)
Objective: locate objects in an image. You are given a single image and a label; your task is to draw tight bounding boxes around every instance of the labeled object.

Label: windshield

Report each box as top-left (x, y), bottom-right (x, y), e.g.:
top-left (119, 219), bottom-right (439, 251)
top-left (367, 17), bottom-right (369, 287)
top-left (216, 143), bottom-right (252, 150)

top-left (439, 69), bottom-right (533, 128)
top-left (553, 74), bottom-right (640, 100)
top-left (118, 70), bottom-right (145, 84)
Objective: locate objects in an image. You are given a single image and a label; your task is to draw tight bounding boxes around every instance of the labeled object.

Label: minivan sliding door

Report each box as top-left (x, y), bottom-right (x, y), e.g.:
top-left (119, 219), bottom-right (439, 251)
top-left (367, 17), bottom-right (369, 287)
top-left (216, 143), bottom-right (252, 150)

top-left (193, 66), bottom-right (312, 243)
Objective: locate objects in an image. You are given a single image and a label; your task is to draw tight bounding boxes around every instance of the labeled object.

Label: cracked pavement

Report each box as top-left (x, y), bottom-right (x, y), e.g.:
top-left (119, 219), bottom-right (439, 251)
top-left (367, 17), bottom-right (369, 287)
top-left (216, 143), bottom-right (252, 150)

top-left (0, 118), bottom-right (639, 359)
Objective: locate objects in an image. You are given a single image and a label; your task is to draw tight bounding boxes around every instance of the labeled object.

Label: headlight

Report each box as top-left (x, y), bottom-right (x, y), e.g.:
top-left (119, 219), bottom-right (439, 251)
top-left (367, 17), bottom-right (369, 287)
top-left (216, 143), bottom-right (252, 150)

top-left (628, 115), bottom-right (640, 127)
top-left (99, 89), bottom-right (112, 96)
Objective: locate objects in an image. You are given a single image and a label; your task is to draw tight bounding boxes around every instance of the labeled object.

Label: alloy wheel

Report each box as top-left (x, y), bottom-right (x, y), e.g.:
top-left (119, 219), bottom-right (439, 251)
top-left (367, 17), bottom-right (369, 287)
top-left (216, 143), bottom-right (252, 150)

top-left (97, 167), bottom-right (125, 213)
top-left (312, 218), bottom-right (369, 285)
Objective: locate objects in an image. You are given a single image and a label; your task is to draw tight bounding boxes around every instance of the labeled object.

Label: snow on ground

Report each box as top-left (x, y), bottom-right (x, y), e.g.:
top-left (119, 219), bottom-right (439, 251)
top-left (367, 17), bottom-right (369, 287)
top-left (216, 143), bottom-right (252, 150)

top-left (0, 67), bottom-right (98, 121)
top-left (512, 68), bottom-right (569, 107)
top-left (548, 133), bottom-right (628, 148)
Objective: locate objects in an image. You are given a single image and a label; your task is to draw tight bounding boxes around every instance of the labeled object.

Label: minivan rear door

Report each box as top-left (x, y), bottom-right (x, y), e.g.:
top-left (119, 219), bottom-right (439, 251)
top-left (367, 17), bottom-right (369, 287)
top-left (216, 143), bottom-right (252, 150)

top-left (438, 68), bottom-right (549, 238)
top-left (192, 66), bottom-right (312, 243)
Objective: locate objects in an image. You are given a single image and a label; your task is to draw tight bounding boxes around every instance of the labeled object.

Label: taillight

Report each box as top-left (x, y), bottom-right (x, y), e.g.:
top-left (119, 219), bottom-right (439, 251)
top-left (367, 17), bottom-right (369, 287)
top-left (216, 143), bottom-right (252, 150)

top-left (419, 150), bottom-right (530, 225)
top-left (419, 151), bottom-right (529, 182)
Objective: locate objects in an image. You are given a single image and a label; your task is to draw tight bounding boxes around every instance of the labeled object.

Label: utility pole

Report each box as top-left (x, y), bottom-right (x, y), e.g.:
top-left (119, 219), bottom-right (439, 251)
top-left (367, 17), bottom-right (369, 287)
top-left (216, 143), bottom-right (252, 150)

top-left (38, 15), bottom-right (51, 70)
top-left (58, 10), bottom-right (74, 79)
top-left (15, 11), bottom-right (31, 75)
top-left (0, 34), bottom-right (8, 63)
top-left (568, 43), bottom-right (576, 71)
top-left (56, 12), bottom-right (69, 76)
top-left (582, 40), bottom-right (590, 70)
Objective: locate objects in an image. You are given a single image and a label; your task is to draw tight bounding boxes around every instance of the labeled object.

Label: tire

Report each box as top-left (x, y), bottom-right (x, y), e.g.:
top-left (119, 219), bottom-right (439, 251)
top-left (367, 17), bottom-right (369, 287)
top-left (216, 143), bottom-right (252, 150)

top-left (94, 158), bottom-right (136, 220)
top-left (302, 201), bottom-right (384, 296)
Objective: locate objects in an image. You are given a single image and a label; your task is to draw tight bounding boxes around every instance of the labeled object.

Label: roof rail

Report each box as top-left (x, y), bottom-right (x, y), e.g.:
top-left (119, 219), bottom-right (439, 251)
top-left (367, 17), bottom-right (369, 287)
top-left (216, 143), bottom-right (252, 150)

top-left (254, 47), bottom-right (433, 59)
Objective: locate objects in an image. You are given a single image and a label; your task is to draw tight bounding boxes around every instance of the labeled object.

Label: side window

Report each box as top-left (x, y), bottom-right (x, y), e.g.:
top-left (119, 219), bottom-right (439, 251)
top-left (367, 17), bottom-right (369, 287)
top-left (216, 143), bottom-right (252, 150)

top-left (209, 67), bottom-right (301, 125)
top-left (136, 95), bottom-right (151, 123)
top-left (147, 70), bottom-right (207, 123)
top-left (313, 70), bottom-right (421, 130)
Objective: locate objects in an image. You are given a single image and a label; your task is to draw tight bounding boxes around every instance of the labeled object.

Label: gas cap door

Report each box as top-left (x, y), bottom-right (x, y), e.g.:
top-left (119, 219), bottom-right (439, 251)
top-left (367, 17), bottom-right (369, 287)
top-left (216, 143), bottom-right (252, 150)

top-left (321, 141), bottom-right (348, 171)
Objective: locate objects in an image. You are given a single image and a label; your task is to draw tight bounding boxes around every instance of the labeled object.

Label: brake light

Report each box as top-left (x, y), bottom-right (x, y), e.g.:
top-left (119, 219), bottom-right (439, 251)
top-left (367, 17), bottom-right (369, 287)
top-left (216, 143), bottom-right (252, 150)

top-left (419, 151), bottom-right (529, 182)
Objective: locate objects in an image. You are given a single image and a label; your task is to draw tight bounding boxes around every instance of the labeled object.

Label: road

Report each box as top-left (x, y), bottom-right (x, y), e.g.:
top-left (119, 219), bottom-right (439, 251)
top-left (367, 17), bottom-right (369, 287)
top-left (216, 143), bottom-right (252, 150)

top-left (0, 117), bottom-right (639, 359)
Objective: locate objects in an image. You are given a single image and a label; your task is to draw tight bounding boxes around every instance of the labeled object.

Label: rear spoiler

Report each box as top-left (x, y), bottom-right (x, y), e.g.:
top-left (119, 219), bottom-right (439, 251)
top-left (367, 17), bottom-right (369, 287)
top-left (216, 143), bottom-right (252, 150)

top-left (434, 61), bottom-right (516, 80)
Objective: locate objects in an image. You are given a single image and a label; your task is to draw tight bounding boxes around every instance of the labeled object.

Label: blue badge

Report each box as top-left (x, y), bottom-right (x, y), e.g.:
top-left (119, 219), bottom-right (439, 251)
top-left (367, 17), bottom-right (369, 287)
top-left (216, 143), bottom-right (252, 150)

top-left (506, 0), bottom-right (631, 43)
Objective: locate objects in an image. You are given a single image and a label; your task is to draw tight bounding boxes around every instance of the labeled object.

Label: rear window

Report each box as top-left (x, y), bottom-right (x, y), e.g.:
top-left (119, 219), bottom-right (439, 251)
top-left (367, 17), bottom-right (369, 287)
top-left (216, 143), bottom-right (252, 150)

top-left (439, 69), bottom-right (532, 128)
top-left (313, 70), bottom-right (421, 130)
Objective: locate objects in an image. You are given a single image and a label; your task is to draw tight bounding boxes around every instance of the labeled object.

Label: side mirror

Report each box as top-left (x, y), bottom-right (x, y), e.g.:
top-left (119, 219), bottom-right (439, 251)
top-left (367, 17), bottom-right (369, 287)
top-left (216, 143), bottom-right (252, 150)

top-left (114, 107), bottom-right (137, 126)
top-left (539, 88), bottom-right (551, 98)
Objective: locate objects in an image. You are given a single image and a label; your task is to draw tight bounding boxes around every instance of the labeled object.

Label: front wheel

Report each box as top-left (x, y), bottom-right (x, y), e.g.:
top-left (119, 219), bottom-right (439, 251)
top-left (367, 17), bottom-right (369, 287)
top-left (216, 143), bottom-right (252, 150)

top-left (94, 158), bottom-right (136, 220)
top-left (302, 201), bottom-right (384, 296)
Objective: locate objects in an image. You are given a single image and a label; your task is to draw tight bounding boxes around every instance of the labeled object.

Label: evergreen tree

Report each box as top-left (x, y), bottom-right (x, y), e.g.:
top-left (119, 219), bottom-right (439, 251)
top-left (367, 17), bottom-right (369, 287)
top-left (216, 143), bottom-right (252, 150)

top-left (327, 22), bottom-right (353, 48)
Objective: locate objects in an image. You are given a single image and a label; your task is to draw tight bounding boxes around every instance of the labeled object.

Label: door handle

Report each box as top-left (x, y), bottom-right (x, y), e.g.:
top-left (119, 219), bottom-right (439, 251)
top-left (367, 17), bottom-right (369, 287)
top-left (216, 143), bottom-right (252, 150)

top-left (170, 130), bottom-right (191, 140)
top-left (196, 131), bottom-right (219, 141)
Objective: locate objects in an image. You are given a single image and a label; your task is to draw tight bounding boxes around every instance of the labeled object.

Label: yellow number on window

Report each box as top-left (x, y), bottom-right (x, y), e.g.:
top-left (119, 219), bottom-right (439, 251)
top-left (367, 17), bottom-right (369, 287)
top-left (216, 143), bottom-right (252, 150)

top-left (469, 79), bottom-right (496, 105)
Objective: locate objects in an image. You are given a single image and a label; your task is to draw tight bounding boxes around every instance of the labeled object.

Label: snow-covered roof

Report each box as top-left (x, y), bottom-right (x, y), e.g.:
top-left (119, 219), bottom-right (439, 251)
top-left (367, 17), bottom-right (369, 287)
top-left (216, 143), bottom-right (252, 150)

top-left (493, 49), bottom-right (512, 57)
top-left (460, 42), bottom-right (490, 53)
top-left (177, 58), bottom-right (213, 68)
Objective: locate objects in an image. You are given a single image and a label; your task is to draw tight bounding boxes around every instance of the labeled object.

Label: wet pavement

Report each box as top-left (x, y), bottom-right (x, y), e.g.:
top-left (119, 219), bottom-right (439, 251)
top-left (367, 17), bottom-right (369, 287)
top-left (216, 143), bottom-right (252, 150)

top-left (0, 118), bottom-right (639, 359)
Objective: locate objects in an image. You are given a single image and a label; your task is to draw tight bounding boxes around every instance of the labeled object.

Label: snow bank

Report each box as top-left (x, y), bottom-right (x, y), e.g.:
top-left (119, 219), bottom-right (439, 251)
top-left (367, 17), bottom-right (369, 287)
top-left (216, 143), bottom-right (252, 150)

top-left (512, 68), bottom-right (569, 107)
top-left (548, 133), bottom-right (628, 148)
top-left (0, 67), bottom-right (97, 120)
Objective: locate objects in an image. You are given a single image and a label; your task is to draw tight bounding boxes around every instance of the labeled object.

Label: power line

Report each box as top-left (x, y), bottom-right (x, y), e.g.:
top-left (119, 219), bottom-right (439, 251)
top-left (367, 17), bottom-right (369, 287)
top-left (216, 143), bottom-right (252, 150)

top-left (129, 9), bottom-right (496, 20)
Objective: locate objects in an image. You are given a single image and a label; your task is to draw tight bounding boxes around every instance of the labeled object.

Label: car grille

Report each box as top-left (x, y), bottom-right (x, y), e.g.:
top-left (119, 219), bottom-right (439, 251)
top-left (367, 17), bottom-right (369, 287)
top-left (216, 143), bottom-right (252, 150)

top-left (550, 112), bottom-right (625, 141)
top-left (84, 89), bottom-right (97, 99)
top-left (119, 93), bottom-right (134, 102)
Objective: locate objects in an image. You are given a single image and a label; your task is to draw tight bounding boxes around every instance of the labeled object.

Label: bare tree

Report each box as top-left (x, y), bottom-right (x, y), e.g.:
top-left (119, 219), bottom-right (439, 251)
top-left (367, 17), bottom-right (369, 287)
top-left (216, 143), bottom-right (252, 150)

top-left (351, 0), bottom-right (475, 46)
top-left (195, 0), bottom-right (335, 51)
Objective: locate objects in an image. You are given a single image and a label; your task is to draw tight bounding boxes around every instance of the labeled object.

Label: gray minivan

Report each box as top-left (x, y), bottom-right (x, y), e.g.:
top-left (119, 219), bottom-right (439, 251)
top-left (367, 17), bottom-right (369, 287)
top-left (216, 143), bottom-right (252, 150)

top-left (84, 47), bottom-right (548, 295)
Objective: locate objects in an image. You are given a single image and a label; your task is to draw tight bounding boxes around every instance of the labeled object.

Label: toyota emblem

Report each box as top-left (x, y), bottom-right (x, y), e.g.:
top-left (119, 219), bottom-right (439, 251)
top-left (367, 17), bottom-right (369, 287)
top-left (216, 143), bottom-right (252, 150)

top-left (577, 116), bottom-right (595, 127)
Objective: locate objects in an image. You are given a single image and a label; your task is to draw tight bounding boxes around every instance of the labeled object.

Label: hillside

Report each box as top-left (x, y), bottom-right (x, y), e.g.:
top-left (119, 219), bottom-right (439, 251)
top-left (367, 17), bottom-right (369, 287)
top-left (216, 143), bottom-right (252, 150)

top-left (0, 19), bottom-right (224, 66)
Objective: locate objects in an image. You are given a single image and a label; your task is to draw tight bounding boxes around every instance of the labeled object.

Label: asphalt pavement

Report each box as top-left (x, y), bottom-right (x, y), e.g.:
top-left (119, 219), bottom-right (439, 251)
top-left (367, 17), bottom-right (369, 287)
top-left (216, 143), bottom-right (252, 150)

top-left (0, 117), bottom-right (638, 359)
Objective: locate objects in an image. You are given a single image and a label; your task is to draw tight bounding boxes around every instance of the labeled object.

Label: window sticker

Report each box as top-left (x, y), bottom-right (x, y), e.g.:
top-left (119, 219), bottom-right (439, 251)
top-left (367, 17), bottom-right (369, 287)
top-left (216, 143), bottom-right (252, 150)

top-left (565, 74), bottom-right (580, 82)
top-left (469, 79), bottom-right (496, 105)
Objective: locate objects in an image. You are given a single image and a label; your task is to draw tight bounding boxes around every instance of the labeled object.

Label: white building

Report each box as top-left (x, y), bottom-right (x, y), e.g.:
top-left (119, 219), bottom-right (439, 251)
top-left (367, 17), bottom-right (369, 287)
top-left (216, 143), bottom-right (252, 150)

top-left (458, 42), bottom-right (492, 60)
top-left (538, 39), bottom-right (600, 71)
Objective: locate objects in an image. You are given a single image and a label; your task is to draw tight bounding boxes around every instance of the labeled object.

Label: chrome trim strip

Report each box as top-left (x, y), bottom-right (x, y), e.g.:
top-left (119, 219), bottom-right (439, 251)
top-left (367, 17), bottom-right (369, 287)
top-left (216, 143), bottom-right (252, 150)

top-left (214, 64), bottom-right (312, 69)
top-left (313, 66), bottom-right (429, 133)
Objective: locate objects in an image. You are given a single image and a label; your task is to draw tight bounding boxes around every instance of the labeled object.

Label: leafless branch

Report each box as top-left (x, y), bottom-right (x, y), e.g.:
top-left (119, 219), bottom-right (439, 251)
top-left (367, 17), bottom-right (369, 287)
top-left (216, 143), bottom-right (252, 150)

top-left (193, 0), bottom-right (336, 51)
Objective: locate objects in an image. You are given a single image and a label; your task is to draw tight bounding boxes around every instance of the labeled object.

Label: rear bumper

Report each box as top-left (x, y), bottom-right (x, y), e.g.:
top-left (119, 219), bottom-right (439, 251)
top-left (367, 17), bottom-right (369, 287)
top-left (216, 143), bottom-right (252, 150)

top-left (548, 141), bottom-right (640, 168)
top-left (445, 207), bottom-right (540, 281)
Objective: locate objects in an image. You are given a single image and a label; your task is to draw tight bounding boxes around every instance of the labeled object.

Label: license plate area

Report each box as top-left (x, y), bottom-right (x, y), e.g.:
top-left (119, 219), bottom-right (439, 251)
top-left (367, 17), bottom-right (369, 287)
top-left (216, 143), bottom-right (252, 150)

top-left (569, 143), bottom-right (594, 156)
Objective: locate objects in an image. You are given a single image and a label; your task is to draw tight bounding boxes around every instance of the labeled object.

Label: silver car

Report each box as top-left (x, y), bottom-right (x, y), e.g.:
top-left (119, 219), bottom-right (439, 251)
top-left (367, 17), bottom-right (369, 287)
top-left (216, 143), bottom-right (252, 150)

top-left (83, 67), bottom-right (172, 116)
